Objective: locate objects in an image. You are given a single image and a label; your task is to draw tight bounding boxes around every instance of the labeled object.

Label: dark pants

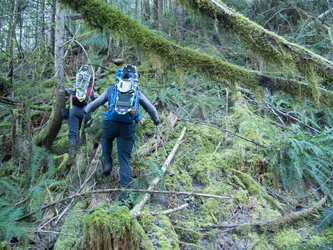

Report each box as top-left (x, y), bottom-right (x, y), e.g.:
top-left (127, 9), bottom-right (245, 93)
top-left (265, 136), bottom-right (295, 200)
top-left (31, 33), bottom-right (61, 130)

top-left (68, 105), bottom-right (91, 155)
top-left (102, 120), bottom-right (136, 188)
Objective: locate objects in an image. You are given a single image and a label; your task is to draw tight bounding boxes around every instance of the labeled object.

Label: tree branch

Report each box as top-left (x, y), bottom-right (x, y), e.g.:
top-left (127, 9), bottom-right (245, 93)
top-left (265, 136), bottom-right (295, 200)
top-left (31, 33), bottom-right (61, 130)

top-left (58, 0), bottom-right (333, 108)
top-left (201, 196), bottom-right (327, 231)
top-left (179, 0), bottom-right (333, 85)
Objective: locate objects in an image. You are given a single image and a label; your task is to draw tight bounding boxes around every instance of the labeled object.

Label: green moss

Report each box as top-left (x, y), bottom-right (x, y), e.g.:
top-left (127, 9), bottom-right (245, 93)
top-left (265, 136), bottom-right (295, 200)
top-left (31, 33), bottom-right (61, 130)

top-left (233, 170), bottom-right (284, 213)
top-left (83, 204), bottom-right (154, 249)
top-left (324, 227), bottom-right (333, 246)
top-left (54, 202), bottom-right (87, 249)
top-left (53, 154), bottom-right (69, 174)
top-left (200, 198), bottom-right (221, 223)
top-left (274, 228), bottom-right (302, 248)
top-left (249, 232), bottom-right (271, 250)
top-left (236, 223), bottom-right (251, 235)
top-left (174, 223), bottom-right (200, 244)
top-left (0, 241), bottom-right (9, 250)
top-left (156, 214), bottom-right (180, 250)
top-left (250, 197), bottom-right (282, 221)
top-left (176, 173), bottom-right (193, 192)
top-left (139, 209), bottom-right (180, 249)
top-left (178, 0), bottom-right (333, 106)
top-left (233, 189), bottom-right (248, 204)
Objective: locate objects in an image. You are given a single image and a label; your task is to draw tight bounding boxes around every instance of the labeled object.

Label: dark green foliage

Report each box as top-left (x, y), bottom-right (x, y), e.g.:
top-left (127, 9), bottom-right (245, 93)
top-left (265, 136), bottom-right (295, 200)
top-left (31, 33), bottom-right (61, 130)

top-left (30, 146), bottom-right (48, 181)
top-left (246, 121), bottom-right (333, 199)
top-left (0, 204), bottom-right (24, 243)
top-left (0, 179), bottom-right (25, 242)
top-left (0, 147), bottom-right (60, 243)
top-left (143, 72), bottom-right (226, 121)
top-left (316, 206), bottom-right (333, 231)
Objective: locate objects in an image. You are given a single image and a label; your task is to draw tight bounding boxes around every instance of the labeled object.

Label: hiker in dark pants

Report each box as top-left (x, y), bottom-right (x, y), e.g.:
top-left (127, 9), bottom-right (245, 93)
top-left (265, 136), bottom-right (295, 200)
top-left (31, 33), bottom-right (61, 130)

top-left (67, 65), bottom-right (98, 157)
top-left (67, 104), bottom-right (92, 156)
top-left (84, 66), bottom-right (159, 205)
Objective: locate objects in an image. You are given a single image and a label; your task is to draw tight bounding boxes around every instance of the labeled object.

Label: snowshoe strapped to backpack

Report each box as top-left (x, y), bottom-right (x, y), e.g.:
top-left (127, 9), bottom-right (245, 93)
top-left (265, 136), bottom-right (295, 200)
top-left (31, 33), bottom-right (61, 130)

top-left (105, 65), bottom-right (140, 123)
top-left (72, 65), bottom-right (93, 107)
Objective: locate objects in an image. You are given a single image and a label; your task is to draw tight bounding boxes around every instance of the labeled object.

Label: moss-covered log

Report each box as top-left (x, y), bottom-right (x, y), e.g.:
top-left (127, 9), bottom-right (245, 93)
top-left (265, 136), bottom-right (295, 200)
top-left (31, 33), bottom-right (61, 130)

top-left (58, 0), bottom-right (333, 108)
top-left (179, 0), bottom-right (333, 85)
top-left (82, 205), bottom-right (154, 250)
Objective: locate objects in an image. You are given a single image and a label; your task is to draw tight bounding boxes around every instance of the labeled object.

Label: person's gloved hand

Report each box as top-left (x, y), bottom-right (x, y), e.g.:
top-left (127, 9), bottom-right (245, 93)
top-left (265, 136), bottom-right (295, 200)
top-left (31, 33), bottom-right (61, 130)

top-left (83, 106), bottom-right (87, 114)
top-left (154, 118), bottom-right (160, 126)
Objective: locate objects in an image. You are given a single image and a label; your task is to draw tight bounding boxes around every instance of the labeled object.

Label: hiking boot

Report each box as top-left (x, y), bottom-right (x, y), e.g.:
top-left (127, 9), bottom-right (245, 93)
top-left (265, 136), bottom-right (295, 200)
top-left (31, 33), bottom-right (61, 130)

top-left (101, 163), bottom-right (112, 176)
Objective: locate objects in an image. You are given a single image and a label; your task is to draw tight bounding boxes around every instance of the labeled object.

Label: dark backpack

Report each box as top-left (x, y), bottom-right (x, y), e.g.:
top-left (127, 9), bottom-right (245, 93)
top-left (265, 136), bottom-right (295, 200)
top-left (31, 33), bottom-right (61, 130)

top-left (72, 65), bottom-right (93, 107)
top-left (106, 65), bottom-right (140, 123)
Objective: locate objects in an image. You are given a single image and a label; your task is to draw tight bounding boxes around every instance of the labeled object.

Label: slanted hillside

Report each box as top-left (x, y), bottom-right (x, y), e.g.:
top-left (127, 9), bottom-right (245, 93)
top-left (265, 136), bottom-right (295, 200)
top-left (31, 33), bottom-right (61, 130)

top-left (1, 0), bottom-right (333, 249)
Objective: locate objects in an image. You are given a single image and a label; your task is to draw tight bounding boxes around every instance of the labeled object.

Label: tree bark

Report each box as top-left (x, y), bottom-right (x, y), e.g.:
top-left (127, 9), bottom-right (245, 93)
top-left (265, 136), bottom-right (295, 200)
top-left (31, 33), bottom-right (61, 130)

top-left (7, 0), bottom-right (19, 80)
top-left (157, 0), bottom-right (163, 31)
top-left (11, 101), bottom-right (33, 172)
top-left (153, 0), bottom-right (158, 28)
top-left (175, 3), bottom-right (185, 44)
top-left (142, 0), bottom-right (150, 21)
top-left (39, 0), bottom-right (46, 44)
top-left (35, 0), bottom-right (66, 149)
top-left (58, 0), bottom-right (333, 108)
top-left (48, 0), bottom-right (56, 54)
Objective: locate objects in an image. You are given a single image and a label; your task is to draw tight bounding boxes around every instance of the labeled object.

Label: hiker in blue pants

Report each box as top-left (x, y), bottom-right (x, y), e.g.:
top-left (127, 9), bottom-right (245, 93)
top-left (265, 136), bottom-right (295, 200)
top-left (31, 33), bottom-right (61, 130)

top-left (84, 65), bottom-right (159, 204)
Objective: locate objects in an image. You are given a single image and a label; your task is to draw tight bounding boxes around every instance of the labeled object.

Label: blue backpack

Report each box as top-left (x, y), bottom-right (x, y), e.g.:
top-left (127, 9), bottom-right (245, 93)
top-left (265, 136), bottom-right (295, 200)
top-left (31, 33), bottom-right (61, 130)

top-left (105, 65), bottom-right (140, 123)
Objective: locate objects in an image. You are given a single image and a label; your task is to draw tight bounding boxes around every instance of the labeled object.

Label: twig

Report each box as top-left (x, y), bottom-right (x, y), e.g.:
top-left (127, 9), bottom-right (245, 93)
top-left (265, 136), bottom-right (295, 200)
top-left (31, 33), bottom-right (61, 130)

top-left (74, 40), bottom-right (95, 81)
top-left (63, 21), bottom-right (82, 59)
top-left (16, 187), bottom-right (229, 221)
top-left (132, 126), bottom-right (187, 217)
top-left (54, 199), bottom-right (74, 226)
top-left (200, 196), bottom-right (327, 231)
top-left (138, 203), bottom-right (189, 217)
top-left (76, 143), bottom-right (102, 193)
top-left (93, 188), bottom-right (230, 200)
top-left (214, 88), bottom-right (229, 154)
top-left (27, 230), bottom-right (76, 237)
top-left (17, 145), bottom-right (102, 222)
top-left (261, 100), bottom-right (285, 125)
top-left (45, 184), bottom-right (59, 216)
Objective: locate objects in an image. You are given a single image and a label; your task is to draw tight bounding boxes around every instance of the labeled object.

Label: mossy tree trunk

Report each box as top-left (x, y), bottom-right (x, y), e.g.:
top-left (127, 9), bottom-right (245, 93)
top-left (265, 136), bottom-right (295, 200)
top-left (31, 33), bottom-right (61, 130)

top-left (58, 0), bottom-right (333, 108)
top-left (11, 102), bottom-right (33, 172)
top-left (35, 2), bottom-right (66, 149)
top-left (6, 0), bottom-right (19, 81)
top-left (178, 0), bottom-right (333, 86)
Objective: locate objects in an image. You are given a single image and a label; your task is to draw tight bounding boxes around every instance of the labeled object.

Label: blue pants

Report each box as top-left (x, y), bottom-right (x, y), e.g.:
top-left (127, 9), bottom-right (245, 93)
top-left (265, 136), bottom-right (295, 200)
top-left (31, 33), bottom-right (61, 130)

top-left (68, 105), bottom-right (91, 154)
top-left (102, 120), bottom-right (136, 188)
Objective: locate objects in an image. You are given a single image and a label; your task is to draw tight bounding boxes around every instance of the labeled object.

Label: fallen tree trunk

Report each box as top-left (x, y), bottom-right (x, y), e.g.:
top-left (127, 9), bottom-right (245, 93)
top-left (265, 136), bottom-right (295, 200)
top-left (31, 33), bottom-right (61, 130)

top-left (179, 0), bottom-right (333, 86)
top-left (58, 0), bottom-right (333, 108)
top-left (201, 196), bottom-right (327, 232)
top-left (132, 126), bottom-right (187, 217)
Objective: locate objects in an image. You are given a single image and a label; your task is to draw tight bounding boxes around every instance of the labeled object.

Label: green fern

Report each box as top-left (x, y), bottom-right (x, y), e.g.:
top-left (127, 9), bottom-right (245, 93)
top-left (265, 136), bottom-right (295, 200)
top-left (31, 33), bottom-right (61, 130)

top-left (0, 205), bottom-right (25, 242)
top-left (241, 118), bottom-right (333, 201)
top-left (268, 126), bottom-right (333, 198)
top-left (30, 147), bottom-right (48, 182)
top-left (316, 205), bottom-right (333, 232)
top-left (0, 179), bottom-right (19, 198)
